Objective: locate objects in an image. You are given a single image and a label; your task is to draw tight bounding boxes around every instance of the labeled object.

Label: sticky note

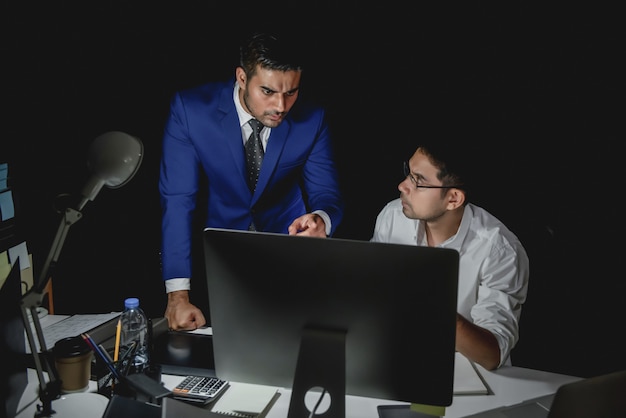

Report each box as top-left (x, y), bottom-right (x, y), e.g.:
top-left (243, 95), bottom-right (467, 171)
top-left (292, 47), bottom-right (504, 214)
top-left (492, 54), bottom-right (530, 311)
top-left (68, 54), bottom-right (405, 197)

top-left (0, 190), bottom-right (15, 220)
top-left (410, 403), bottom-right (446, 417)
top-left (0, 251), bottom-right (10, 290)
top-left (8, 241), bottom-right (30, 270)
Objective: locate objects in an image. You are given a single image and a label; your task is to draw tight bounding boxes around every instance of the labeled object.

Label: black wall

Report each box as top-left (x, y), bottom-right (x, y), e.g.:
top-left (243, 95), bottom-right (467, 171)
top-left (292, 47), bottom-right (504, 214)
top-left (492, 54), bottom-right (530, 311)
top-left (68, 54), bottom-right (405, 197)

top-left (5, 3), bottom-right (623, 378)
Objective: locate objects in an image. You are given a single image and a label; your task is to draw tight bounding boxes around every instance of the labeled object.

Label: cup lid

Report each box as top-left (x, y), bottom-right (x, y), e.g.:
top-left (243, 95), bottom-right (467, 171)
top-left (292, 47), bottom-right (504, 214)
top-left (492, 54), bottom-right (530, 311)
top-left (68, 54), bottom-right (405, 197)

top-left (53, 336), bottom-right (91, 357)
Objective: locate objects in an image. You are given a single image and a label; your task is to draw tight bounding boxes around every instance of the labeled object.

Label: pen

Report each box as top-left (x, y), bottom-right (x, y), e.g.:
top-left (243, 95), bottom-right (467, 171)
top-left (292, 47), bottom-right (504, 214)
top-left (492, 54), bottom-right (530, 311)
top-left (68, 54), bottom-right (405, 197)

top-left (101, 368), bottom-right (116, 391)
top-left (117, 341), bottom-right (138, 377)
top-left (117, 340), bottom-right (137, 365)
top-left (113, 318), bottom-right (122, 362)
top-left (103, 342), bottom-right (135, 391)
top-left (81, 333), bottom-right (120, 380)
top-left (98, 344), bottom-right (114, 363)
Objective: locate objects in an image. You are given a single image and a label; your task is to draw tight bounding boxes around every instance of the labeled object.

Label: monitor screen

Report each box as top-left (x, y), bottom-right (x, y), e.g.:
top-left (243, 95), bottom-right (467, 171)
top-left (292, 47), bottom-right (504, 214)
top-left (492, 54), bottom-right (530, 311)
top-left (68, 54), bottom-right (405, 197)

top-left (203, 228), bottom-right (459, 414)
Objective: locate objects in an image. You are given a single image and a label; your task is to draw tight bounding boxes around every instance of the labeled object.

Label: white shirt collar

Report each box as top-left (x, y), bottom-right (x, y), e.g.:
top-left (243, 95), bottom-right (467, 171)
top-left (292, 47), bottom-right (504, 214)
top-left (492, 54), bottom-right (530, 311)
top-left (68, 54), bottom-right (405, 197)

top-left (233, 82), bottom-right (253, 128)
top-left (233, 82), bottom-right (269, 145)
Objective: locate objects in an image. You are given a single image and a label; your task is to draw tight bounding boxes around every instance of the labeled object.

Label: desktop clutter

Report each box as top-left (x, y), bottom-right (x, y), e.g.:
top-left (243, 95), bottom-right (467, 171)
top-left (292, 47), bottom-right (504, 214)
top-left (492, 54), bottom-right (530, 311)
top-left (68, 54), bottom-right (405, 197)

top-left (69, 298), bottom-right (242, 418)
top-left (94, 298), bottom-right (161, 397)
top-left (35, 298), bottom-right (172, 418)
top-left (33, 297), bottom-right (173, 418)
top-left (93, 298), bottom-right (173, 416)
top-left (17, 297), bottom-right (167, 418)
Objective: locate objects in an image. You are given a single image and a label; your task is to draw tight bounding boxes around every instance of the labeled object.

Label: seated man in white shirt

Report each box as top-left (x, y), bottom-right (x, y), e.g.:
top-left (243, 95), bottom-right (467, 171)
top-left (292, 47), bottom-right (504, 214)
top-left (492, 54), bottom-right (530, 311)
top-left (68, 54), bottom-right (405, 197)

top-left (371, 142), bottom-right (529, 371)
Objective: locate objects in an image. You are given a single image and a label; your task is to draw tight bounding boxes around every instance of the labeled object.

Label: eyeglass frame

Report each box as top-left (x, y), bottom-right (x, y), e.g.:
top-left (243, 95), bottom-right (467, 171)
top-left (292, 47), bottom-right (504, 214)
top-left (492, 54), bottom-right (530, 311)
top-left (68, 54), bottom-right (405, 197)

top-left (402, 161), bottom-right (464, 190)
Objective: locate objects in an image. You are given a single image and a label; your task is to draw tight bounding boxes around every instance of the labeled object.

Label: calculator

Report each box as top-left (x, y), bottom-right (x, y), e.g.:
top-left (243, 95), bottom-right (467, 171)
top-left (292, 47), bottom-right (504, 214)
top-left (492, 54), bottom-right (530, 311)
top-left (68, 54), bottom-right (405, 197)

top-left (172, 375), bottom-right (229, 404)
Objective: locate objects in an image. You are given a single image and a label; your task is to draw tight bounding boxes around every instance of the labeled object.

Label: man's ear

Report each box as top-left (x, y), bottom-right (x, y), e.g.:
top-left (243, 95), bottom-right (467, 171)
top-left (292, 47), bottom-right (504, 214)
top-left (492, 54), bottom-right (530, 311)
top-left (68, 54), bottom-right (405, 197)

top-left (235, 67), bottom-right (246, 87)
top-left (446, 188), bottom-right (466, 210)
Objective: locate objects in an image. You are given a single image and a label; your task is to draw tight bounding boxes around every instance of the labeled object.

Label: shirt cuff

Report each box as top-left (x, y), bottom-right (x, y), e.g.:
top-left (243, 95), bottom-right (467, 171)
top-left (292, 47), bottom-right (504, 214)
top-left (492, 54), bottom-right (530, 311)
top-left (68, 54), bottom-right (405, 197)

top-left (165, 278), bottom-right (191, 293)
top-left (312, 210), bottom-right (332, 236)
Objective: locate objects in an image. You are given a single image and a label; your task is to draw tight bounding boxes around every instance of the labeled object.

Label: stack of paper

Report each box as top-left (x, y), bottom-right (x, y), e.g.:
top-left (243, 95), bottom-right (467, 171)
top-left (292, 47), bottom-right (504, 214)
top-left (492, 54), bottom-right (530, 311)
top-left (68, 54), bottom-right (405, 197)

top-left (453, 352), bottom-right (488, 395)
top-left (26, 312), bottom-right (120, 353)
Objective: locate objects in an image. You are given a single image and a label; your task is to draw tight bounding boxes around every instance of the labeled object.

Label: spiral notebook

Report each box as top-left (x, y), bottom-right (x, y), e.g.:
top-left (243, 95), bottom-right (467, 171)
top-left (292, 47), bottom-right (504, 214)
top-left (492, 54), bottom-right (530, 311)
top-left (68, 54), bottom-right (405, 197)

top-left (209, 382), bottom-right (279, 417)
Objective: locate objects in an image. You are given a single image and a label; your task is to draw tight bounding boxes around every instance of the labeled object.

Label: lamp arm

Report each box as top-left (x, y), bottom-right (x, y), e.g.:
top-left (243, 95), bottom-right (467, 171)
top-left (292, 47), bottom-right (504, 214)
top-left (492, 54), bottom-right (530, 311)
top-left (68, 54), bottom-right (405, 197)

top-left (34, 207), bottom-right (83, 294)
top-left (20, 205), bottom-right (84, 417)
top-left (19, 303), bottom-right (61, 417)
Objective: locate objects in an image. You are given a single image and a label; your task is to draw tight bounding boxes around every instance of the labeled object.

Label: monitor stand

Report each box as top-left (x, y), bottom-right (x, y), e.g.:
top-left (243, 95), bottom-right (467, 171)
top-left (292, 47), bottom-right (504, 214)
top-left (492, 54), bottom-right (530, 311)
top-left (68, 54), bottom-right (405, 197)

top-left (288, 327), bottom-right (346, 418)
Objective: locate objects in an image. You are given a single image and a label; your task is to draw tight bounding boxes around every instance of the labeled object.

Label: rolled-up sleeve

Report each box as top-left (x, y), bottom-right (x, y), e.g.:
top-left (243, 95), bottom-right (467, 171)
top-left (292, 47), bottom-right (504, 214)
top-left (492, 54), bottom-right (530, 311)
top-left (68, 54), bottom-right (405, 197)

top-left (470, 238), bottom-right (529, 367)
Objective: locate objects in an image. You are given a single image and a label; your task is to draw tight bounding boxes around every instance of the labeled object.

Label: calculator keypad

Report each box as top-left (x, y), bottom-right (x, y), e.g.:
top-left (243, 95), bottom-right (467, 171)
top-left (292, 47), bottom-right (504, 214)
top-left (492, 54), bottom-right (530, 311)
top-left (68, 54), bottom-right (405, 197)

top-left (173, 376), bottom-right (228, 403)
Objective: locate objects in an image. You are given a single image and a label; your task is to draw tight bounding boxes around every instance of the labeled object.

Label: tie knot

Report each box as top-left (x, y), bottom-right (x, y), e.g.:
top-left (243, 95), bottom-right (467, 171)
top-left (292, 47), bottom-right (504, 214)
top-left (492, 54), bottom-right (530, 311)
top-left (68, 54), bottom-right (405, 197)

top-left (249, 119), bottom-right (263, 136)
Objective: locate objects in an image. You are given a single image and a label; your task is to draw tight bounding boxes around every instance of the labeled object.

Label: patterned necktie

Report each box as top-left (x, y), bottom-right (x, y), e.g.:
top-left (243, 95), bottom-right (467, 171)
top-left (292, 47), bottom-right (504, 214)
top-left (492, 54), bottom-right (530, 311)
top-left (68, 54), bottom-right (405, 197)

top-left (245, 119), bottom-right (264, 192)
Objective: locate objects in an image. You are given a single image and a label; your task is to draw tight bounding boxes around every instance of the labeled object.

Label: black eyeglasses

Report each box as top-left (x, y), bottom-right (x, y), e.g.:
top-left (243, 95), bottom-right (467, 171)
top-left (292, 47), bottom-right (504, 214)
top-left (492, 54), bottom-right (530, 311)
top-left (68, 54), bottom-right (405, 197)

top-left (403, 161), bottom-right (463, 190)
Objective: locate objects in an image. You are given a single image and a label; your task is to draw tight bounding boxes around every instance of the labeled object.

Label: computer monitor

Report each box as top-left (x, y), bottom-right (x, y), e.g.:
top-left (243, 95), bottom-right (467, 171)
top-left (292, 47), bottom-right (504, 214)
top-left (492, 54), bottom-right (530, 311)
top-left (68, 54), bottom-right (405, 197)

top-left (203, 228), bottom-right (459, 417)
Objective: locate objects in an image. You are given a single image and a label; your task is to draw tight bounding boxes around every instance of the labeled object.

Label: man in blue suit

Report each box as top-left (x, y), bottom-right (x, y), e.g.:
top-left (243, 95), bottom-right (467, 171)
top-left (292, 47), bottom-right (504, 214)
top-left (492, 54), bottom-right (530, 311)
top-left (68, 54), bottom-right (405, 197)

top-left (159, 32), bottom-right (344, 330)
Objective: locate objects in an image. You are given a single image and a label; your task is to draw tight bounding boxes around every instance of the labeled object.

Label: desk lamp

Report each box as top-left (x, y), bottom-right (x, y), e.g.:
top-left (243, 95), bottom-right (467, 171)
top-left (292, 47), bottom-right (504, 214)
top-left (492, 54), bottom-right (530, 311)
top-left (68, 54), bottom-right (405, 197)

top-left (20, 131), bottom-right (144, 417)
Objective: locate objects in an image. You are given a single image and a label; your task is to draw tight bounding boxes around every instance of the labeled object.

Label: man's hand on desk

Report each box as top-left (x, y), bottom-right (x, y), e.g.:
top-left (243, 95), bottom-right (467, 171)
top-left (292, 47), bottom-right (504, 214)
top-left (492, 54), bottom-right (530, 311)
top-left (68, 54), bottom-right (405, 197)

top-left (165, 290), bottom-right (206, 331)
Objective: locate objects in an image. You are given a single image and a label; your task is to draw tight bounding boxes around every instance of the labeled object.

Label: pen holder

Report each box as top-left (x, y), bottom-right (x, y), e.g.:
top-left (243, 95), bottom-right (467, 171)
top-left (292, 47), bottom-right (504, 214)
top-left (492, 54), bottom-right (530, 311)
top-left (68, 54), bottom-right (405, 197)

top-left (94, 344), bottom-right (135, 398)
top-left (95, 354), bottom-right (162, 401)
top-left (94, 357), bottom-right (128, 398)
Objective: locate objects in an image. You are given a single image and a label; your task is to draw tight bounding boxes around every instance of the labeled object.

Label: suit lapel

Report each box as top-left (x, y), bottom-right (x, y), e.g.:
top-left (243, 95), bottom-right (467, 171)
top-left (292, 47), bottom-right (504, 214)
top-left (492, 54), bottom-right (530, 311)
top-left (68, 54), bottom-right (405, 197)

top-left (217, 86), bottom-right (250, 192)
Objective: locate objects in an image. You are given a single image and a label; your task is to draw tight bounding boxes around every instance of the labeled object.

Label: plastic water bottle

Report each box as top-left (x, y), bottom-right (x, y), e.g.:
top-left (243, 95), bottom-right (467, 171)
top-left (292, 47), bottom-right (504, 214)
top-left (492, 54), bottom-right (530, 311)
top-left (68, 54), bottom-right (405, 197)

top-left (120, 297), bottom-right (149, 374)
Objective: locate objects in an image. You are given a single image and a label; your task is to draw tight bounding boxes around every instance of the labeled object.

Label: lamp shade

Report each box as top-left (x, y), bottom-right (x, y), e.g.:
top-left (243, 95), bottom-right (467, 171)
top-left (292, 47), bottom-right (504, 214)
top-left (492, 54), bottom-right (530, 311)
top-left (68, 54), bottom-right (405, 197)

top-left (80, 131), bottom-right (143, 207)
top-left (87, 131), bottom-right (144, 188)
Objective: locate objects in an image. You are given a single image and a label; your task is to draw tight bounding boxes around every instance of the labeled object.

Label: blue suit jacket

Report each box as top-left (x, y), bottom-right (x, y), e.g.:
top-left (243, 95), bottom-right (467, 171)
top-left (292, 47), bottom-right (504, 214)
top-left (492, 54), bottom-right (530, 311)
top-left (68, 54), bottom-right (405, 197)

top-left (159, 80), bottom-right (344, 280)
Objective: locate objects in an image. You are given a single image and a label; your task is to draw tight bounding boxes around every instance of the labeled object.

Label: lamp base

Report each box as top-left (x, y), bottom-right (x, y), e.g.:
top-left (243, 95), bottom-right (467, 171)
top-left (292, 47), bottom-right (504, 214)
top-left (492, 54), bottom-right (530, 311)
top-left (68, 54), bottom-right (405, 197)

top-left (40, 393), bottom-right (109, 418)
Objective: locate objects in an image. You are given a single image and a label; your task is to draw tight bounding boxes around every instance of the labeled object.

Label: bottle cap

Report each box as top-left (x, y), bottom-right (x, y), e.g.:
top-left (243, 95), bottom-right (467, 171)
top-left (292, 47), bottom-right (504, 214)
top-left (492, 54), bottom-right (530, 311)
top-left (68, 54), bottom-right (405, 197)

top-left (124, 297), bottom-right (139, 309)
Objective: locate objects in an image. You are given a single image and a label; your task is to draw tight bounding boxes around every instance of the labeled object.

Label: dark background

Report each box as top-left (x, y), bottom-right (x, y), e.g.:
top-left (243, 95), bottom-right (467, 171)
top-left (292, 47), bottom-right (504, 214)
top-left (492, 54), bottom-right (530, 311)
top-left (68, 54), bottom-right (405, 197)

top-left (4, 2), bottom-right (623, 379)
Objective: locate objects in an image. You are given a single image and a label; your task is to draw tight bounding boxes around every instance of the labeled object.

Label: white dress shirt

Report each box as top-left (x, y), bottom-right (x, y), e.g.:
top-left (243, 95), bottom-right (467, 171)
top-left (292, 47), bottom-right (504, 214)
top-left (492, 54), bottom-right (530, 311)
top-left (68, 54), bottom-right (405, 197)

top-left (371, 199), bottom-right (529, 367)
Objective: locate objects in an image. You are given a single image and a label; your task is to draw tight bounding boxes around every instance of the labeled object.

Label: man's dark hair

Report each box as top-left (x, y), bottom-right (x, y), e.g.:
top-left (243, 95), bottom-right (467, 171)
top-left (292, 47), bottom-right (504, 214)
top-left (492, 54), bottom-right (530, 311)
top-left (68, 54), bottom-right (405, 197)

top-left (239, 32), bottom-right (304, 78)
top-left (415, 137), bottom-right (487, 202)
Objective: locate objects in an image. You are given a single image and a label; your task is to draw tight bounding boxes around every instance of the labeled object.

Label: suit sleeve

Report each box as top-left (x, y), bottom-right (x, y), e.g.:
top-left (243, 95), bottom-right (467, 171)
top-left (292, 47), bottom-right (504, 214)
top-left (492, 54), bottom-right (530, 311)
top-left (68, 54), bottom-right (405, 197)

top-left (300, 111), bottom-right (344, 236)
top-left (159, 92), bottom-right (200, 280)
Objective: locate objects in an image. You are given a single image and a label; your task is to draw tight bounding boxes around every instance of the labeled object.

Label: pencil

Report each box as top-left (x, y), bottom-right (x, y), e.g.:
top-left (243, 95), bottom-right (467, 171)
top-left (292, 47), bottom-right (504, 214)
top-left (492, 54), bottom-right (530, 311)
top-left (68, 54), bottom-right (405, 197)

top-left (113, 318), bottom-right (122, 362)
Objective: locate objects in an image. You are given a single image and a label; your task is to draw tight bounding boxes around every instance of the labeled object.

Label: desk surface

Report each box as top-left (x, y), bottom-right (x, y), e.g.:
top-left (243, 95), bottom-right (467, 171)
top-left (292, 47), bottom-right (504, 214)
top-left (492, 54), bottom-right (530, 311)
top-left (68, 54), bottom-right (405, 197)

top-left (17, 316), bottom-right (582, 418)
top-left (17, 357), bottom-right (581, 418)
top-left (159, 363), bottom-right (580, 418)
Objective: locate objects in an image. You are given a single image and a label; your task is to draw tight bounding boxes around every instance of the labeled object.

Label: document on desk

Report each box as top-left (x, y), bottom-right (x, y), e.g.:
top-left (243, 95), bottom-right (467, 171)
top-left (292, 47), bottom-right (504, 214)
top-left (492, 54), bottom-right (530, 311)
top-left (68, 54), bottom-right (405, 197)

top-left (380, 355), bottom-right (487, 418)
top-left (26, 312), bottom-right (121, 353)
top-left (185, 326), bottom-right (212, 335)
top-left (453, 352), bottom-right (488, 395)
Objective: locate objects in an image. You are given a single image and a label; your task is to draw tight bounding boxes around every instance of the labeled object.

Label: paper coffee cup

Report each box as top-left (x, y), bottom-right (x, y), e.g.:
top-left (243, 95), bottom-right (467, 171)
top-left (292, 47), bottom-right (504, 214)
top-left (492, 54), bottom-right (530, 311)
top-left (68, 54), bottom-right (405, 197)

top-left (53, 336), bottom-right (93, 393)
